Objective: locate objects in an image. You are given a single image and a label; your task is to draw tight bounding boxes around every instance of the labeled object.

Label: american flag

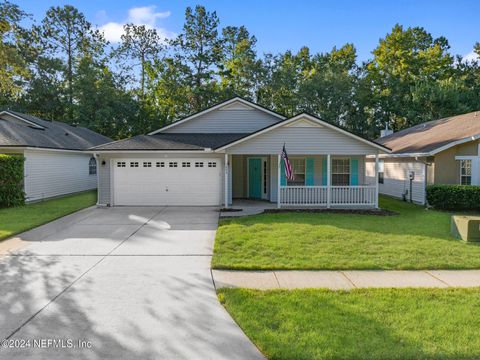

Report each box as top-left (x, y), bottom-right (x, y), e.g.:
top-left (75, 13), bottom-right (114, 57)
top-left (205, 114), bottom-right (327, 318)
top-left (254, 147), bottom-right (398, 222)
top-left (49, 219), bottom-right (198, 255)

top-left (281, 144), bottom-right (295, 181)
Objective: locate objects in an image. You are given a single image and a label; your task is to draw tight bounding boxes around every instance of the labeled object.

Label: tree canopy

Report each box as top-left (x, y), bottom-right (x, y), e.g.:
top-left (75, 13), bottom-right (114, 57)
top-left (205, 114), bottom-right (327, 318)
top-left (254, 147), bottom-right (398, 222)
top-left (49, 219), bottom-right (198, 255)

top-left (1, 2), bottom-right (479, 140)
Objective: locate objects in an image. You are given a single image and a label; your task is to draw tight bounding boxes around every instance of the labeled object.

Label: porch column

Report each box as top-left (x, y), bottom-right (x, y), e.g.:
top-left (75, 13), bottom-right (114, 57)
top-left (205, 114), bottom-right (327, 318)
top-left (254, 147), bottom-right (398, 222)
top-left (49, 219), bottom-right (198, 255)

top-left (277, 154), bottom-right (281, 208)
top-left (327, 154), bottom-right (331, 208)
top-left (224, 153), bottom-right (229, 208)
top-left (375, 152), bottom-right (379, 208)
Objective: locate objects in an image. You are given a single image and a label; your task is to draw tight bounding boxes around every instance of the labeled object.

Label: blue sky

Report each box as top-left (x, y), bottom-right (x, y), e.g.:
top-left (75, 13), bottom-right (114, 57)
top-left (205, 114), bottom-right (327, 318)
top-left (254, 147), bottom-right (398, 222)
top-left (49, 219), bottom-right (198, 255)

top-left (19, 0), bottom-right (480, 62)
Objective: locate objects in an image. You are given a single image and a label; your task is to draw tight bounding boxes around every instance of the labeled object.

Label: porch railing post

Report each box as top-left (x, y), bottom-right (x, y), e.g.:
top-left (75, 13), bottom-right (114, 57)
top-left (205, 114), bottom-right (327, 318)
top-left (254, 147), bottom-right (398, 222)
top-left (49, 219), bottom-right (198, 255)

top-left (277, 154), bottom-right (281, 208)
top-left (224, 153), bottom-right (229, 208)
top-left (327, 154), bottom-right (331, 208)
top-left (375, 152), bottom-right (379, 208)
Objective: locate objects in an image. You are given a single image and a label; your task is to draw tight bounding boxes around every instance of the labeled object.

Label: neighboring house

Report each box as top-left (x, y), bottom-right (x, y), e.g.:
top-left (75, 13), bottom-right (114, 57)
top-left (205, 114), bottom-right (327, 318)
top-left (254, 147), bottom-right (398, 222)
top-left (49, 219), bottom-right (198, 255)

top-left (92, 97), bottom-right (390, 208)
top-left (366, 111), bottom-right (480, 204)
top-left (0, 110), bottom-right (112, 202)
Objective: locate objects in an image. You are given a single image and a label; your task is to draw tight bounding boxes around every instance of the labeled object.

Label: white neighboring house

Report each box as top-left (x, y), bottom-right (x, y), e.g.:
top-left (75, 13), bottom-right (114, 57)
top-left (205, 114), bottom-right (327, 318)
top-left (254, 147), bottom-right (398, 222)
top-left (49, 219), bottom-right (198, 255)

top-left (0, 110), bottom-right (112, 202)
top-left (92, 97), bottom-right (390, 208)
top-left (366, 111), bottom-right (480, 204)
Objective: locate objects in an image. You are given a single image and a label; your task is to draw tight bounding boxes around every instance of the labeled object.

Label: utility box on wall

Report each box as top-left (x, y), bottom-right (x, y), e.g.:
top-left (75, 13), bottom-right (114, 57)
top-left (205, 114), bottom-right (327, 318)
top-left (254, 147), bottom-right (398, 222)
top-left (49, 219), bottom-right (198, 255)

top-left (451, 215), bottom-right (480, 242)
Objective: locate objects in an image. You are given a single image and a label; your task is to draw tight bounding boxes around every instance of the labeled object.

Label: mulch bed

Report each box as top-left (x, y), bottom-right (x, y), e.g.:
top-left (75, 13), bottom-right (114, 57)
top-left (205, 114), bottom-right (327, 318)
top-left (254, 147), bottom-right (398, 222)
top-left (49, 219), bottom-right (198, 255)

top-left (263, 208), bottom-right (398, 216)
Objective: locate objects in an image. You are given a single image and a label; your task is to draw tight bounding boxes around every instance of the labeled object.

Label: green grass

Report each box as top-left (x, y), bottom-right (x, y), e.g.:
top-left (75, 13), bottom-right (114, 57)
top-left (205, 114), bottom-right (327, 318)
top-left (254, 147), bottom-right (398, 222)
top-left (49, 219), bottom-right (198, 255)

top-left (0, 191), bottom-right (96, 240)
top-left (220, 287), bottom-right (480, 360)
top-left (213, 196), bottom-right (480, 270)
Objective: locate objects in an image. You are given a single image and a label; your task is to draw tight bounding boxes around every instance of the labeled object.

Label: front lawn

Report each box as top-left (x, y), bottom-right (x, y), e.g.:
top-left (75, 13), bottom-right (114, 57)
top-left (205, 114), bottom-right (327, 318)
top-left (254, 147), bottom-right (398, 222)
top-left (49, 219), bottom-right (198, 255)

top-left (219, 288), bottom-right (480, 360)
top-left (212, 196), bottom-right (480, 270)
top-left (0, 191), bottom-right (96, 240)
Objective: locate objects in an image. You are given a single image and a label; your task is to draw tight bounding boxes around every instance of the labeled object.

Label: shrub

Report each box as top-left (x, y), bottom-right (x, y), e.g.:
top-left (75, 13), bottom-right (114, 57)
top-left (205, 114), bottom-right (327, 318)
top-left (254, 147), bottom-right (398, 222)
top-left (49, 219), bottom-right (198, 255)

top-left (0, 154), bottom-right (25, 207)
top-left (426, 185), bottom-right (480, 211)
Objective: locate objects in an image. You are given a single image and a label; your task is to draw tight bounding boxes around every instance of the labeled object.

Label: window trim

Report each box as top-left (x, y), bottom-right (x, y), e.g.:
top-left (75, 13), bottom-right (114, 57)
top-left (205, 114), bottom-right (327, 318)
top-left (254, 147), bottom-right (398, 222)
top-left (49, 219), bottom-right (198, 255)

top-left (378, 159), bottom-right (384, 184)
top-left (331, 157), bottom-right (351, 186)
top-left (89, 157), bottom-right (97, 175)
top-left (459, 159), bottom-right (472, 185)
top-left (287, 157), bottom-right (306, 186)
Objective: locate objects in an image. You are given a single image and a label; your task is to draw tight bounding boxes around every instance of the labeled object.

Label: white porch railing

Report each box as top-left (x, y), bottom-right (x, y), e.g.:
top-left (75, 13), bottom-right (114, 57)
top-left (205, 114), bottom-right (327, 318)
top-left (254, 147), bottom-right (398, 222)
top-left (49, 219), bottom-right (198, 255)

top-left (280, 185), bottom-right (376, 207)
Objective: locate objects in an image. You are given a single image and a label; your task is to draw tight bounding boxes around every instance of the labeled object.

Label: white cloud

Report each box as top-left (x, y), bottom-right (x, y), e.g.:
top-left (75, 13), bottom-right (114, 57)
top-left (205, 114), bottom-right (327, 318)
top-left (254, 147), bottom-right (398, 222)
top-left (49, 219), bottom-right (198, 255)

top-left (463, 50), bottom-right (479, 63)
top-left (98, 5), bottom-right (175, 43)
top-left (128, 6), bottom-right (170, 26)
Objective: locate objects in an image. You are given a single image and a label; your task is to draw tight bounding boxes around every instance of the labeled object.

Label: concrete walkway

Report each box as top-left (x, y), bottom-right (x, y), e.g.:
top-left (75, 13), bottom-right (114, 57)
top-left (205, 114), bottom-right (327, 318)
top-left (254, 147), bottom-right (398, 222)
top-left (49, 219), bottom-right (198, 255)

top-left (212, 270), bottom-right (480, 290)
top-left (1, 207), bottom-right (264, 360)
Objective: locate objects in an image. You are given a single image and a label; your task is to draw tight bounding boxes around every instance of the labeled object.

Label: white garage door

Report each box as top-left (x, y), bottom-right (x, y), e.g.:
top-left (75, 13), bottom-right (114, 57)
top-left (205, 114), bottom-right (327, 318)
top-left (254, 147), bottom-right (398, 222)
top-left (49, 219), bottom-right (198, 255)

top-left (113, 158), bottom-right (222, 206)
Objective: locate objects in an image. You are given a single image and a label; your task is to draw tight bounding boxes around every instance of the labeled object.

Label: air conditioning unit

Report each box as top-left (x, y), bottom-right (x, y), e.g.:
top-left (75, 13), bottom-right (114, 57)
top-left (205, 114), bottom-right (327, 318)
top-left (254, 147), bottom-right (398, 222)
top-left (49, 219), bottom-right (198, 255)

top-left (451, 216), bottom-right (480, 242)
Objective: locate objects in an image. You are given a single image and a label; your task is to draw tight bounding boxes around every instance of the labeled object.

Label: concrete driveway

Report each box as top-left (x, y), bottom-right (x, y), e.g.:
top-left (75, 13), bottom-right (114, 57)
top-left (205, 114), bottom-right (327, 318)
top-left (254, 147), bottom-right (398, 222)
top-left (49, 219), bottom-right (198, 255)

top-left (0, 206), bottom-right (264, 360)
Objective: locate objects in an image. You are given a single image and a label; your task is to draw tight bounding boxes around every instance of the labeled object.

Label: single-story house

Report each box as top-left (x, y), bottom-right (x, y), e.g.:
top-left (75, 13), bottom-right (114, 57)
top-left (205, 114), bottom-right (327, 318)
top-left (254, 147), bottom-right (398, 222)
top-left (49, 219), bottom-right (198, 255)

top-left (92, 97), bottom-right (390, 208)
top-left (366, 111), bottom-right (480, 204)
top-left (0, 110), bottom-right (112, 202)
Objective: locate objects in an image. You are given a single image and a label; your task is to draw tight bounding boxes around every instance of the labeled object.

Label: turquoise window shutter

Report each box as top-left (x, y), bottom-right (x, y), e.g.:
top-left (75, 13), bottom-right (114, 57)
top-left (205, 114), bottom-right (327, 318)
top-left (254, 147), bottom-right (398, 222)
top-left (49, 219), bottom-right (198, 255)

top-left (351, 159), bottom-right (359, 186)
top-left (322, 158), bottom-right (327, 185)
top-left (280, 159), bottom-right (286, 186)
top-left (305, 158), bottom-right (314, 186)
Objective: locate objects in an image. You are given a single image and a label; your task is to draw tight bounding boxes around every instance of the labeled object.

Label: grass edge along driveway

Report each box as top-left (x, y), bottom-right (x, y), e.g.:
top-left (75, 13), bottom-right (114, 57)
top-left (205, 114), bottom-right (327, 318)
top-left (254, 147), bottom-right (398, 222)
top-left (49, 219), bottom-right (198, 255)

top-left (0, 190), bottom-right (96, 241)
top-left (219, 287), bottom-right (480, 360)
top-left (213, 196), bottom-right (480, 270)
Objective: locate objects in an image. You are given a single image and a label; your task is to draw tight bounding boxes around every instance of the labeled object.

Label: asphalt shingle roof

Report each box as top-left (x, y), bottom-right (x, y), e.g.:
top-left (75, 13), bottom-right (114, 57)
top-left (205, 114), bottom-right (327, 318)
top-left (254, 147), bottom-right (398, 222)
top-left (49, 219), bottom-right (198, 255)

top-left (91, 133), bottom-right (250, 151)
top-left (0, 111), bottom-right (112, 150)
top-left (376, 111), bottom-right (480, 154)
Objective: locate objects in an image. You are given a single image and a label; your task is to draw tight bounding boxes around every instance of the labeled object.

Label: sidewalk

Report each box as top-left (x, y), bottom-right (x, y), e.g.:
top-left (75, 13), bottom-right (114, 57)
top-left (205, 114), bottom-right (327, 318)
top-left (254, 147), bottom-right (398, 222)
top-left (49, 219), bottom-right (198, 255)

top-left (212, 270), bottom-right (480, 290)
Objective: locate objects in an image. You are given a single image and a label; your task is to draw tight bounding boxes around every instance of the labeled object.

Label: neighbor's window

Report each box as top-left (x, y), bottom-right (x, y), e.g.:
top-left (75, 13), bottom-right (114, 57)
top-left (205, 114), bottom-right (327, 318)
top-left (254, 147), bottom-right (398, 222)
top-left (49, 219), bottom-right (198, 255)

top-left (332, 158), bottom-right (350, 186)
top-left (89, 157), bottom-right (97, 175)
top-left (378, 160), bottom-right (384, 184)
top-left (460, 160), bottom-right (472, 185)
top-left (288, 158), bottom-right (305, 186)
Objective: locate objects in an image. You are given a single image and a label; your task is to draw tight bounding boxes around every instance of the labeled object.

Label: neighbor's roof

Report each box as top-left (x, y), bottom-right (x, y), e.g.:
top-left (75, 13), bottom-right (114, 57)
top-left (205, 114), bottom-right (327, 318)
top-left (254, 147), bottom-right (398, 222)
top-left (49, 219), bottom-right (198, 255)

top-left (0, 110), bottom-right (112, 150)
top-left (91, 133), bottom-right (249, 151)
top-left (377, 111), bottom-right (480, 155)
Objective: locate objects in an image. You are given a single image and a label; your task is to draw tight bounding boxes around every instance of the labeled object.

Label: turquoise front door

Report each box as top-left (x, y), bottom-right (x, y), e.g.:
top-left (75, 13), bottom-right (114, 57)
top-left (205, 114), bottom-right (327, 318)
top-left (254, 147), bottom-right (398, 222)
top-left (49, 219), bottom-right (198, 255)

top-left (248, 158), bottom-right (262, 199)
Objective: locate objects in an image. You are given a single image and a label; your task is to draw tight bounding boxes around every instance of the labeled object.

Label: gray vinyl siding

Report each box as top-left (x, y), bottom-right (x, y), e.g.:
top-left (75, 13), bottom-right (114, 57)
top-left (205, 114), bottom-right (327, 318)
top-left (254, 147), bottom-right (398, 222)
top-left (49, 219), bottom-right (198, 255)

top-left (232, 155), bottom-right (246, 198)
top-left (226, 125), bottom-right (378, 155)
top-left (98, 157), bottom-right (110, 205)
top-left (270, 155), bottom-right (279, 202)
top-left (24, 150), bottom-right (96, 202)
top-left (164, 108), bottom-right (281, 133)
top-left (366, 157), bottom-right (426, 204)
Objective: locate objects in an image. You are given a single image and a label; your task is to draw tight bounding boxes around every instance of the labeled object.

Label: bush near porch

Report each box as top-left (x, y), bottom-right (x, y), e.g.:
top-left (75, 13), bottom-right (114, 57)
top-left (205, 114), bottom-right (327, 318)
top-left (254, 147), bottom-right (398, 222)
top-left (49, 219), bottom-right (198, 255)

top-left (212, 196), bottom-right (480, 270)
top-left (0, 154), bottom-right (25, 208)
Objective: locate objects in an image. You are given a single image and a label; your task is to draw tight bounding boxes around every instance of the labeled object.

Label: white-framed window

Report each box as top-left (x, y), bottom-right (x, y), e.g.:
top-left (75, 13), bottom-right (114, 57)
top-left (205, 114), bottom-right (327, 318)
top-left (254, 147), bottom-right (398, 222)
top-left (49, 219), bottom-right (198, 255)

top-left (143, 162), bottom-right (152, 168)
top-left (182, 162), bottom-right (191, 168)
top-left (460, 159), bottom-right (472, 185)
top-left (208, 162), bottom-right (217, 168)
top-left (116, 161), bottom-right (126, 168)
top-left (169, 162), bottom-right (178, 168)
top-left (156, 162), bottom-right (165, 167)
top-left (130, 162), bottom-right (139, 168)
top-left (332, 158), bottom-right (350, 186)
top-left (89, 157), bottom-right (97, 175)
top-left (378, 160), bottom-right (384, 184)
top-left (195, 162), bottom-right (204, 168)
top-left (287, 158), bottom-right (305, 186)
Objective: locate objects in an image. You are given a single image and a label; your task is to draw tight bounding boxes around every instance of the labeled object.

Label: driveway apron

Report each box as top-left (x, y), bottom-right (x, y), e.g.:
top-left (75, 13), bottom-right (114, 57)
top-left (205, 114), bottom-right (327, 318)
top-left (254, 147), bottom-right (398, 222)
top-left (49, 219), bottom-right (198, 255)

top-left (0, 206), bottom-right (264, 360)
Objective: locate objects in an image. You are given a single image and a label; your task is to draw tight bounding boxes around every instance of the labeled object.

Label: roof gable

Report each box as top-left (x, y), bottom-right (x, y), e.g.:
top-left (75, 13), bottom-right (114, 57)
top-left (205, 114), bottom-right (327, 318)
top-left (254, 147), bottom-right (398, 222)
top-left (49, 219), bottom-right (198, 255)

top-left (149, 97), bottom-right (285, 135)
top-left (216, 114), bottom-right (390, 153)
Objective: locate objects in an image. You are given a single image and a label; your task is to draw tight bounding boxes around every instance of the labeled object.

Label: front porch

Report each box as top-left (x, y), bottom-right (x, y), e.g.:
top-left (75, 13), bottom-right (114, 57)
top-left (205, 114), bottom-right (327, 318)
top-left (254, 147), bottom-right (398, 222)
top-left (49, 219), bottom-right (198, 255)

top-left (224, 154), bottom-right (379, 209)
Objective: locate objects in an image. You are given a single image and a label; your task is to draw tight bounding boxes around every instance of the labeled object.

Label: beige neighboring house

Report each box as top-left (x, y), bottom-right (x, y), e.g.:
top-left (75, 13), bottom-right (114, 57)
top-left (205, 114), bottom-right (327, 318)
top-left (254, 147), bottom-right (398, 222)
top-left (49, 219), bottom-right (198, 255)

top-left (366, 111), bottom-right (480, 204)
